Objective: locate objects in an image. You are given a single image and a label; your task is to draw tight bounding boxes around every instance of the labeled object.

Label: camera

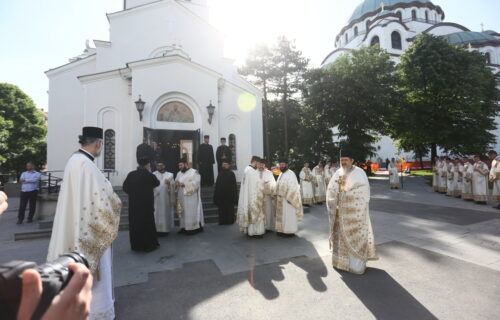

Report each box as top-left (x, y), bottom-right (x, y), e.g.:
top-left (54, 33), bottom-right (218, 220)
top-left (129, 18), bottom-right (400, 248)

top-left (0, 252), bottom-right (89, 320)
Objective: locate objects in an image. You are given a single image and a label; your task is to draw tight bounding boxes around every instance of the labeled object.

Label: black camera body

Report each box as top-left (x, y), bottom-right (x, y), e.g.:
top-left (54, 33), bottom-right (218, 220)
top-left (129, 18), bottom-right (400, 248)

top-left (0, 252), bottom-right (89, 320)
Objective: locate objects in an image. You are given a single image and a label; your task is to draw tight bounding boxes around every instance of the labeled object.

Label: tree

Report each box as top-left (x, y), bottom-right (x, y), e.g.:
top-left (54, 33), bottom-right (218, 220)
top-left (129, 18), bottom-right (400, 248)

top-left (270, 36), bottom-right (309, 155)
top-left (239, 44), bottom-right (274, 162)
top-left (0, 83), bottom-right (47, 176)
top-left (391, 33), bottom-right (500, 160)
top-left (304, 45), bottom-right (398, 161)
top-left (240, 37), bottom-right (309, 162)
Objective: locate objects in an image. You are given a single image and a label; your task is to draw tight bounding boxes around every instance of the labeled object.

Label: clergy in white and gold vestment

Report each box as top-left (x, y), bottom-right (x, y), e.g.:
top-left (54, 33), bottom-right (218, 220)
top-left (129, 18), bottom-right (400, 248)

top-left (472, 156), bottom-right (489, 204)
top-left (313, 162), bottom-right (327, 204)
top-left (47, 127), bottom-right (121, 320)
top-left (274, 159), bottom-right (303, 236)
top-left (432, 157), bottom-right (441, 192)
top-left (326, 150), bottom-right (377, 274)
top-left (299, 163), bottom-right (315, 205)
top-left (257, 159), bottom-right (277, 231)
top-left (462, 158), bottom-right (474, 201)
top-left (388, 158), bottom-right (400, 189)
top-left (454, 159), bottom-right (463, 198)
top-left (438, 158), bottom-right (448, 193)
top-left (324, 161), bottom-right (334, 185)
top-left (237, 156), bottom-right (265, 237)
top-left (175, 159), bottom-right (204, 234)
top-left (488, 151), bottom-right (500, 208)
top-left (153, 161), bottom-right (176, 233)
top-left (446, 159), bottom-right (456, 197)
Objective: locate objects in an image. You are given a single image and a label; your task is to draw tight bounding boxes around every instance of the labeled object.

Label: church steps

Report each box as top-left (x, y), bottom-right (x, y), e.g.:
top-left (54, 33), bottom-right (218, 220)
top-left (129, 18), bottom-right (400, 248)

top-left (14, 187), bottom-right (222, 240)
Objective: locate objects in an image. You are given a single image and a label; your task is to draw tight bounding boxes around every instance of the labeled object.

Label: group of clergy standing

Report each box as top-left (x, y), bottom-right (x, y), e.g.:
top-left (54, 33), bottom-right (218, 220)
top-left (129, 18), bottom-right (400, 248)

top-left (299, 160), bottom-right (340, 206)
top-left (45, 127), bottom-right (379, 320)
top-left (234, 156), bottom-right (304, 238)
top-left (432, 151), bottom-right (500, 209)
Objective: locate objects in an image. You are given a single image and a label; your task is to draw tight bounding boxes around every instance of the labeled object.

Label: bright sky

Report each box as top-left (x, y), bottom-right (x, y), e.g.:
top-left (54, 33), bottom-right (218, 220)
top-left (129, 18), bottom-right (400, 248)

top-left (0, 0), bottom-right (499, 110)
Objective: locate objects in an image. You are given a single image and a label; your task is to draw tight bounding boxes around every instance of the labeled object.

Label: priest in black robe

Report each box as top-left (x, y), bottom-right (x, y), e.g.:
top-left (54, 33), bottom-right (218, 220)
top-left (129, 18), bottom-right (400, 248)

top-left (213, 160), bottom-right (238, 225)
top-left (136, 138), bottom-right (154, 167)
top-left (123, 157), bottom-right (160, 252)
top-left (216, 137), bottom-right (232, 172)
top-left (198, 135), bottom-right (215, 186)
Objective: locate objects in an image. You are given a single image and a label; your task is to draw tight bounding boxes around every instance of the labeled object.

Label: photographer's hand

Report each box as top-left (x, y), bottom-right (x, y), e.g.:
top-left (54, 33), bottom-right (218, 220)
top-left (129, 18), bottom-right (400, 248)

top-left (18, 263), bottom-right (93, 320)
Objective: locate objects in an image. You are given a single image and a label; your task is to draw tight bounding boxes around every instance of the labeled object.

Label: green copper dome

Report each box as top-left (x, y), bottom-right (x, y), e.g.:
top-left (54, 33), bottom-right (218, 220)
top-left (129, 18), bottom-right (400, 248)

top-left (442, 31), bottom-right (500, 46)
top-left (349, 0), bottom-right (433, 22)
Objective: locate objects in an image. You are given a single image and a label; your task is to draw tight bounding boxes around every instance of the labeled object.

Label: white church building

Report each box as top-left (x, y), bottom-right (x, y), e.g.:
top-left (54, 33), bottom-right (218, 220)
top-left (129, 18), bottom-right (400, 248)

top-left (322, 0), bottom-right (500, 161)
top-left (46, 0), bottom-right (263, 185)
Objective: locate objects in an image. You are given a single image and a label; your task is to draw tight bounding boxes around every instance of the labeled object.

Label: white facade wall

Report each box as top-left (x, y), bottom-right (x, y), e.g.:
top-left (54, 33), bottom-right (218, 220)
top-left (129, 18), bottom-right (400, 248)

top-left (46, 0), bottom-right (263, 185)
top-left (80, 74), bottom-right (131, 185)
top-left (46, 57), bottom-right (97, 178)
top-left (98, 1), bottom-right (223, 73)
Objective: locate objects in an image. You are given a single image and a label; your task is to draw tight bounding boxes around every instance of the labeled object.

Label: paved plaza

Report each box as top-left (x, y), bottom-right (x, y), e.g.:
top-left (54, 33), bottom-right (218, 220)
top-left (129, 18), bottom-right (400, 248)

top-left (1, 174), bottom-right (500, 319)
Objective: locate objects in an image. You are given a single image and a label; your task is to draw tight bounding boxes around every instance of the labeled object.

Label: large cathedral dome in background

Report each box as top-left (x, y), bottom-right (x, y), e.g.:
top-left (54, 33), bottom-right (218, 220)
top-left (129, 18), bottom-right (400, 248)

top-left (321, 0), bottom-right (500, 160)
top-left (349, 0), bottom-right (435, 22)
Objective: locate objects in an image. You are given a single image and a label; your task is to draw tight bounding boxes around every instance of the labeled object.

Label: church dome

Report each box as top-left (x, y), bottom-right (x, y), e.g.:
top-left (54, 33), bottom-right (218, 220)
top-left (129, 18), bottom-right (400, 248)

top-left (349, 0), bottom-right (433, 22)
top-left (442, 31), bottom-right (500, 46)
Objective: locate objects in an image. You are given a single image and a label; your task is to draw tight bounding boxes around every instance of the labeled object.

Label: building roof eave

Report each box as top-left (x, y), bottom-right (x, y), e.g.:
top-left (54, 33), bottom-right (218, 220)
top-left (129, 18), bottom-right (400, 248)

top-left (45, 54), bottom-right (97, 77)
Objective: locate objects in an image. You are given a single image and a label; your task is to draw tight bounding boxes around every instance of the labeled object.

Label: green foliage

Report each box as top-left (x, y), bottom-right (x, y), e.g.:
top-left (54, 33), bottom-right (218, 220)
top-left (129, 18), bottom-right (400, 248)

top-left (304, 45), bottom-right (398, 161)
top-left (390, 33), bottom-right (500, 158)
top-left (241, 34), bottom-right (500, 165)
top-left (0, 83), bottom-right (47, 175)
top-left (239, 43), bottom-right (274, 99)
top-left (240, 37), bottom-right (314, 164)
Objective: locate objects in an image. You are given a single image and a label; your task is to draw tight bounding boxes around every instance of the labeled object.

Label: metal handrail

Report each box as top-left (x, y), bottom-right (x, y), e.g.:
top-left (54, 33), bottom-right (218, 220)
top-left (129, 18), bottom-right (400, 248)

top-left (38, 169), bottom-right (118, 194)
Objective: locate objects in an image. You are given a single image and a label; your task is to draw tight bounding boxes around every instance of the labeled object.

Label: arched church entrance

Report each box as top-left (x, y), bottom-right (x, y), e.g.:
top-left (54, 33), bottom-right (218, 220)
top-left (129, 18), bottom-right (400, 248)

top-left (144, 100), bottom-right (201, 175)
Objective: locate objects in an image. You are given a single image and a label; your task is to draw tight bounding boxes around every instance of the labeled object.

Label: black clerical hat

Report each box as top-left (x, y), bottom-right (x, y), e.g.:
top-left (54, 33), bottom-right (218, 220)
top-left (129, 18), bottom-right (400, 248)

top-left (138, 157), bottom-right (149, 166)
top-left (179, 158), bottom-right (188, 164)
top-left (279, 158), bottom-right (288, 164)
top-left (81, 126), bottom-right (103, 139)
top-left (340, 149), bottom-right (354, 159)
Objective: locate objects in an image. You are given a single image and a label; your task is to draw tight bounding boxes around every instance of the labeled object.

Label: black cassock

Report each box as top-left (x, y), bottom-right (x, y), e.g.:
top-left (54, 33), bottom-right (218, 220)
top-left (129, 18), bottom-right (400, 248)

top-left (198, 143), bottom-right (215, 186)
top-left (213, 168), bottom-right (238, 225)
top-left (123, 167), bottom-right (160, 252)
top-left (216, 145), bottom-right (232, 172)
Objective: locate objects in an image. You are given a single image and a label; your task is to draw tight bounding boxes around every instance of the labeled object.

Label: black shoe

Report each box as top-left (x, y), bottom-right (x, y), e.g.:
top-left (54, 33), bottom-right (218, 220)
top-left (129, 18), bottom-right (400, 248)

top-left (177, 228), bottom-right (186, 234)
top-left (16, 220), bottom-right (23, 225)
top-left (249, 234), bottom-right (264, 239)
top-left (27, 219), bottom-right (33, 223)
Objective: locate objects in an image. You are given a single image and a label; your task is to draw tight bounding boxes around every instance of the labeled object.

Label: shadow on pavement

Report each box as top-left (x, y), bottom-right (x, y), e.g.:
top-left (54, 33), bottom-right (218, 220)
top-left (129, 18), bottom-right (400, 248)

top-left (339, 268), bottom-right (438, 320)
top-left (115, 236), bottom-right (328, 319)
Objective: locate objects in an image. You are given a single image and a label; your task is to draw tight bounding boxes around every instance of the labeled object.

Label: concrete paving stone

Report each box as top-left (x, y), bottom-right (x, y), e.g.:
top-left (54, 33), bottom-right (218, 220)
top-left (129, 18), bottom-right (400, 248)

top-left (115, 241), bottom-right (500, 320)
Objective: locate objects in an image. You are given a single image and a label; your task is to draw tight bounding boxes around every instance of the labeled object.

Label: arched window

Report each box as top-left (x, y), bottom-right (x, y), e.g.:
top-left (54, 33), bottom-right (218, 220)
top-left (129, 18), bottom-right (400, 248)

top-left (104, 129), bottom-right (115, 170)
top-left (412, 10), bottom-right (417, 21)
top-left (425, 11), bottom-right (429, 22)
top-left (370, 36), bottom-right (380, 46)
top-left (354, 27), bottom-right (358, 37)
top-left (391, 31), bottom-right (402, 50)
top-left (228, 134), bottom-right (237, 169)
top-left (345, 33), bottom-right (348, 44)
top-left (485, 52), bottom-right (491, 64)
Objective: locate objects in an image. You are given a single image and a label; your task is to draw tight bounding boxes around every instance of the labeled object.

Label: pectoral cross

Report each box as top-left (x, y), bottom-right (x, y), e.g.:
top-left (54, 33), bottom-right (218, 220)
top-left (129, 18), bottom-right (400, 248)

top-left (480, 22), bottom-right (484, 32)
top-left (380, 1), bottom-right (385, 12)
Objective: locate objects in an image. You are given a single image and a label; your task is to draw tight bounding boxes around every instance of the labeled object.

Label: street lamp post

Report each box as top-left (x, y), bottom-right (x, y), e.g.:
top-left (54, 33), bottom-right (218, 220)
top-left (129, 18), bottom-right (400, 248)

top-left (207, 101), bottom-right (215, 124)
top-left (135, 95), bottom-right (145, 121)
